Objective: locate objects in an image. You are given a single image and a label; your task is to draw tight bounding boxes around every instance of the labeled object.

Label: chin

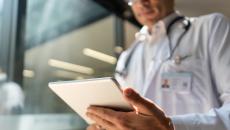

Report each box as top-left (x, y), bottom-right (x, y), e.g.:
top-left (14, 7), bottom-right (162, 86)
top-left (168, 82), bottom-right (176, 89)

top-left (137, 14), bottom-right (159, 26)
top-left (145, 18), bottom-right (156, 24)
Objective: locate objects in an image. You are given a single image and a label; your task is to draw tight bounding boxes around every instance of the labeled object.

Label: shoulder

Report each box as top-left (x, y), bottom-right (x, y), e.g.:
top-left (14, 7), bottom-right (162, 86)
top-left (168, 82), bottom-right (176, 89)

top-left (195, 13), bottom-right (228, 21)
top-left (116, 41), bottom-right (142, 71)
top-left (200, 13), bottom-right (227, 20)
top-left (187, 13), bottom-right (230, 38)
top-left (116, 48), bottom-right (131, 71)
top-left (193, 13), bottom-right (230, 28)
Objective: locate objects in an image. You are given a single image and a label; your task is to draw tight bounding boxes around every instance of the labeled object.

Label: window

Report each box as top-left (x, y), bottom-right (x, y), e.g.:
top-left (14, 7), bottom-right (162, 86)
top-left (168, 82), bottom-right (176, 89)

top-left (23, 0), bottom-right (120, 129)
top-left (0, 0), bottom-right (138, 129)
top-left (24, 0), bottom-right (116, 112)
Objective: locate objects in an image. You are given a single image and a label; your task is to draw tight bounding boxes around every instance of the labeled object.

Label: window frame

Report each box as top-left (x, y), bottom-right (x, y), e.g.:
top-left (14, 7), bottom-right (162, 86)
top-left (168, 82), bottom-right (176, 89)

top-left (0, 0), bottom-right (26, 85)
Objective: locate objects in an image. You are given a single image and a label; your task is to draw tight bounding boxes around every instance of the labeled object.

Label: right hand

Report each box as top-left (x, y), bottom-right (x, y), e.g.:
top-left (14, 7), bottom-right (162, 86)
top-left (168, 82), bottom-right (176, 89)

top-left (86, 88), bottom-right (174, 130)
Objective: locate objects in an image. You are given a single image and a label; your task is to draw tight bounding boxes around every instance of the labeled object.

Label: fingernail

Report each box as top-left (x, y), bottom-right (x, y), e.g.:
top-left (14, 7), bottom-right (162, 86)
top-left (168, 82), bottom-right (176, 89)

top-left (124, 88), bottom-right (133, 96)
top-left (96, 125), bottom-right (102, 129)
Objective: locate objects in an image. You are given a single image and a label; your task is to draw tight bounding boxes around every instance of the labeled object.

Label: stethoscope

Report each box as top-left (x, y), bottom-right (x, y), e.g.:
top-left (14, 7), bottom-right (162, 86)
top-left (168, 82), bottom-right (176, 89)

top-left (116, 16), bottom-right (191, 77)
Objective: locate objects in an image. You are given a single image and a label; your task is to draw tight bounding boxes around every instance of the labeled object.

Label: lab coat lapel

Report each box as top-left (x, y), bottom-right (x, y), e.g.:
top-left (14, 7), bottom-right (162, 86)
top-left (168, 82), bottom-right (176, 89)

top-left (135, 44), bottom-right (146, 93)
top-left (142, 37), bottom-right (170, 96)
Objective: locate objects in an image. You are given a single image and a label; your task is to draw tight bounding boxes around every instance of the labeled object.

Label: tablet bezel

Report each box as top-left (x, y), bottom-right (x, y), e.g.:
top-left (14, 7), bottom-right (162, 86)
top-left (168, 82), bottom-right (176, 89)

top-left (49, 77), bottom-right (133, 124)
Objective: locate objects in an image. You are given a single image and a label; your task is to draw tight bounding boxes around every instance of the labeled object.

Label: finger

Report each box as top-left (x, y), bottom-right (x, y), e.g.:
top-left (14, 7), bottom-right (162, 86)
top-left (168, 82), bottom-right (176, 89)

top-left (123, 88), bottom-right (163, 116)
top-left (87, 106), bottom-right (121, 123)
top-left (86, 124), bottom-right (98, 130)
top-left (86, 112), bottom-right (115, 130)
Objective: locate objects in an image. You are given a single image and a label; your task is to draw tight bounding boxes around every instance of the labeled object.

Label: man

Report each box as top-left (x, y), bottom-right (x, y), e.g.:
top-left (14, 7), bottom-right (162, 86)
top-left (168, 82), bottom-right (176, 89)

top-left (87, 0), bottom-right (230, 129)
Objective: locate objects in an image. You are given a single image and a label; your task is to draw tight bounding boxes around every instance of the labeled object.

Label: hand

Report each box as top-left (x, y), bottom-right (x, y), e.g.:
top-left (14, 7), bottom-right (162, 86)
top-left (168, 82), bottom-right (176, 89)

top-left (86, 88), bottom-right (174, 130)
top-left (87, 124), bottom-right (101, 130)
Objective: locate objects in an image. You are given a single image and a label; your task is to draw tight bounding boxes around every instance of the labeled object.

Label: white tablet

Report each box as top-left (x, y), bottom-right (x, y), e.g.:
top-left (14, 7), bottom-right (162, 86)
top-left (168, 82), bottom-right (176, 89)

top-left (48, 77), bottom-right (133, 124)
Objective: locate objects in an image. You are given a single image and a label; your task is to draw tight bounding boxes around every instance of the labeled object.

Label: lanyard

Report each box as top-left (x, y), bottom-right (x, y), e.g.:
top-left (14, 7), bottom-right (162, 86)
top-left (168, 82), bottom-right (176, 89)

top-left (167, 16), bottom-right (191, 60)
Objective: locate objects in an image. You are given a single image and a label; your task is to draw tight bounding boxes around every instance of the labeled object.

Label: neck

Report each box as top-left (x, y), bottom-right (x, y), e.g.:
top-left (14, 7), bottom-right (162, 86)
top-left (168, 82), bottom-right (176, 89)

top-left (147, 10), bottom-right (175, 34)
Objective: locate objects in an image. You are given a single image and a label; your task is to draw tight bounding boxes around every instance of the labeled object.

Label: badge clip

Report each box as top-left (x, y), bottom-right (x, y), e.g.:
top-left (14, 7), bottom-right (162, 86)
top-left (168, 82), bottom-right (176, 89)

top-left (174, 55), bottom-right (181, 65)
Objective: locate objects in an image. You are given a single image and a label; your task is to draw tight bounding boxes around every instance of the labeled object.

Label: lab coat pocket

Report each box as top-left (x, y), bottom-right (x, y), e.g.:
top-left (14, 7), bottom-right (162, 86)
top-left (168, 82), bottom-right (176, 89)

top-left (160, 56), bottom-right (207, 114)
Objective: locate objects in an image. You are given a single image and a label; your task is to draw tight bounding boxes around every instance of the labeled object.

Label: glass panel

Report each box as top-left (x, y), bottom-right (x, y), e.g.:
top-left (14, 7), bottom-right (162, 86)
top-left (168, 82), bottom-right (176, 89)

top-left (24, 0), bottom-right (114, 113)
top-left (0, 0), bottom-right (7, 80)
top-left (22, 0), bottom-right (117, 129)
top-left (0, 0), bottom-right (138, 129)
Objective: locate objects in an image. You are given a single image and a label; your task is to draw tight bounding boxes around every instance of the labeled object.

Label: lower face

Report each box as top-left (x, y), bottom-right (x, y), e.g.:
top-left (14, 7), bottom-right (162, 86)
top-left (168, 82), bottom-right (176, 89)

top-left (131, 0), bottom-right (173, 27)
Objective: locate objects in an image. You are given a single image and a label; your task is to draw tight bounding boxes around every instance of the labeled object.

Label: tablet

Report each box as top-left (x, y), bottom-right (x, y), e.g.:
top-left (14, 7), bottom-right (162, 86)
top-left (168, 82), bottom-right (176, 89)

top-left (49, 77), bottom-right (133, 124)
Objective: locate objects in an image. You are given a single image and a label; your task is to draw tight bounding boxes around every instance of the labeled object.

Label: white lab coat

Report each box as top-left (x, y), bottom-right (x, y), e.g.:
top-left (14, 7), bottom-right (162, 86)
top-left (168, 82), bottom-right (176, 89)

top-left (115, 12), bottom-right (230, 130)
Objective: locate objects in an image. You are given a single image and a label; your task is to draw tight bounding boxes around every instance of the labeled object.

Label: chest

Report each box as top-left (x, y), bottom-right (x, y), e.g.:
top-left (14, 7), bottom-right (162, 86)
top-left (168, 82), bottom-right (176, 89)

top-left (128, 29), bottom-right (211, 94)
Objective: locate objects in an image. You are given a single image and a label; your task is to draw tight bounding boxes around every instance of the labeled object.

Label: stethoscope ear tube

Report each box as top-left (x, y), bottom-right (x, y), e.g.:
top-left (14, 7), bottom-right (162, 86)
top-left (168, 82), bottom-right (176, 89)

top-left (166, 16), bottom-right (186, 35)
top-left (167, 16), bottom-right (191, 60)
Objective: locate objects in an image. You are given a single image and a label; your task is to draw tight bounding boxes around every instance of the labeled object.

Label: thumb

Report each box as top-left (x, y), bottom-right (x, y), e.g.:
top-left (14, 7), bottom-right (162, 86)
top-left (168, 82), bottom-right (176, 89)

top-left (123, 88), bottom-right (162, 115)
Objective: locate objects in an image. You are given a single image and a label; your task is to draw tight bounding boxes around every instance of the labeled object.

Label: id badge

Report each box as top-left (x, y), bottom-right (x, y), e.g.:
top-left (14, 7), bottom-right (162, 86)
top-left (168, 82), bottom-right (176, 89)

top-left (161, 72), bottom-right (192, 93)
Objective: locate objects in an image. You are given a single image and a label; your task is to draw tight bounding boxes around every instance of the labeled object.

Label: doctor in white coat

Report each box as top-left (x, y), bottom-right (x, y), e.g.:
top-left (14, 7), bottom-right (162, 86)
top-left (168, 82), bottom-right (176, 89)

top-left (86, 0), bottom-right (230, 129)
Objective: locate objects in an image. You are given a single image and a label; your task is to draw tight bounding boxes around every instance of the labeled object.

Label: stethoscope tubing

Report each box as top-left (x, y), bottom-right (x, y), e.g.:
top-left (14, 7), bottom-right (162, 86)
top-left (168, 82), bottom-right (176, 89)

top-left (117, 16), bottom-right (191, 77)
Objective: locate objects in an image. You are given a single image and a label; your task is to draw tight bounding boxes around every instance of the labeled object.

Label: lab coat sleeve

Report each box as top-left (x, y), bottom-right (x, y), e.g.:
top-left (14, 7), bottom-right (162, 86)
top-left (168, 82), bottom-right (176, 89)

top-left (171, 13), bottom-right (230, 130)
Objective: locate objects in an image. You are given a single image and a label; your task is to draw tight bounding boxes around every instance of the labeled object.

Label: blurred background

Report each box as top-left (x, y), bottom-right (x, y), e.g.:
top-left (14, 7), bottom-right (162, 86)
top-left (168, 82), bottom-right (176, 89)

top-left (0, 0), bottom-right (229, 130)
